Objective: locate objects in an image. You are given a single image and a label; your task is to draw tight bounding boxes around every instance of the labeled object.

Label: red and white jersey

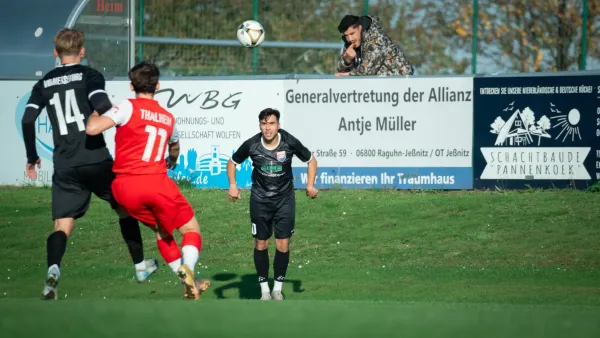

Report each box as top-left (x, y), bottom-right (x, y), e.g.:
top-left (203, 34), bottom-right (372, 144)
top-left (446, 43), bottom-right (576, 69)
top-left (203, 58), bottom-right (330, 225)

top-left (104, 98), bottom-right (179, 175)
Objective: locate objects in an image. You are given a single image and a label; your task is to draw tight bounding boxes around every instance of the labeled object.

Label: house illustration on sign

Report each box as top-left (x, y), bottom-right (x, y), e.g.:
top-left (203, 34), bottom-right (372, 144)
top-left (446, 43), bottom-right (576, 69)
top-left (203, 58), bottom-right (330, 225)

top-left (490, 102), bottom-right (552, 146)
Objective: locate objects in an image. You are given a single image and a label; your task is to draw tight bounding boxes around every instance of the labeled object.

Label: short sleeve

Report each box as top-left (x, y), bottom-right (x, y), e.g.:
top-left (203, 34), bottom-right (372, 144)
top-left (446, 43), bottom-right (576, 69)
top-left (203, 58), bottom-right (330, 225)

top-left (170, 123), bottom-right (180, 143)
top-left (231, 139), bottom-right (252, 165)
top-left (85, 68), bottom-right (107, 100)
top-left (103, 99), bottom-right (133, 126)
top-left (26, 81), bottom-right (46, 111)
top-left (286, 132), bottom-right (313, 163)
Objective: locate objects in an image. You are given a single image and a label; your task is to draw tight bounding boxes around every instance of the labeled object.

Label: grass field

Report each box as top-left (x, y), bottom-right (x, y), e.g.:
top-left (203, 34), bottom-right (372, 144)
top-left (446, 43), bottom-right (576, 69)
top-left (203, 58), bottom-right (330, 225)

top-left (0, 186), bottom-right (599, 337)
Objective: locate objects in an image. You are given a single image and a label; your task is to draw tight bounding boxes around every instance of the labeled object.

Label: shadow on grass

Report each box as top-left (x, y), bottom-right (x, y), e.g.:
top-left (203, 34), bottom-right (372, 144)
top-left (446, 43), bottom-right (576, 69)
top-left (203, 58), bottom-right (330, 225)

top-left (211, 273), bottom-right (304, 300)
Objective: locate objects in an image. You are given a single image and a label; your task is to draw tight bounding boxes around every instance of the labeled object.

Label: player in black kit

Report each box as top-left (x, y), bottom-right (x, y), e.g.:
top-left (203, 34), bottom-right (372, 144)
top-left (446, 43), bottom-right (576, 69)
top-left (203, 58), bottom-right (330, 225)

top-left (21, 28), bottom-right (157, 300)
top-left (226, 108), bottom-right (318, 300)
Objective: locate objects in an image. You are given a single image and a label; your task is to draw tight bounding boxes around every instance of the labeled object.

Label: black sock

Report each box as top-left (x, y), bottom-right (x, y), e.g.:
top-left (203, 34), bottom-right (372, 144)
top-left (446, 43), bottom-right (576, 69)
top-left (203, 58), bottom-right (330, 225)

top-left (47, 231), bottom-right (67, 268)
top-left (119, 216), bottom-right (144, 264)
top-left (253, 248), bottom-right (269, 283)
top-left (274, 249), bottom-right (290, 283)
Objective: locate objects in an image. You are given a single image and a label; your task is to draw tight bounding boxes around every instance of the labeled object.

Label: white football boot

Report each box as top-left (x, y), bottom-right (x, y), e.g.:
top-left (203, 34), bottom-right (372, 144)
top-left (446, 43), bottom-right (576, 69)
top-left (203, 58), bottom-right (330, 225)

top-left (271, 290), bottom-right (284, 301)
top-left (41, 265), bottom-right (60, 300)
top-left (135, 258), bottom-right (159, 282)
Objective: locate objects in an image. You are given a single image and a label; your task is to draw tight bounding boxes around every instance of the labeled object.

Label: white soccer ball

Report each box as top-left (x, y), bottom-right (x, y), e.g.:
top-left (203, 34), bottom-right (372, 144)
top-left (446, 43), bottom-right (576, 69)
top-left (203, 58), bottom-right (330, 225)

top-left (236, 20), bottom-right (265, 48)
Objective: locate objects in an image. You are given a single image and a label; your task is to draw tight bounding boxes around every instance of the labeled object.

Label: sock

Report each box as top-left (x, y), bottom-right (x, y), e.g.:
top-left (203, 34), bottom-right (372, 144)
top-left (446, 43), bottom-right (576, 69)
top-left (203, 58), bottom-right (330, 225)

top-left (168, 260), bottom-right (181, 273)
top-left (119, 216), bottom-right (144, 265)
top-left (157, 236), bottom-right (182, 273)
top-left (260, 281), bottom-right (270, 293)
top-left (253, 248), bottom-right (269, 286)
top-left (273, 249), bottom-right (290, 292)
top-left (47, 231), bottom-right (68, 268)
top-left (134, 261), bottom-right (147, 272)
top-left (181, 232), bottom-right (202, 271)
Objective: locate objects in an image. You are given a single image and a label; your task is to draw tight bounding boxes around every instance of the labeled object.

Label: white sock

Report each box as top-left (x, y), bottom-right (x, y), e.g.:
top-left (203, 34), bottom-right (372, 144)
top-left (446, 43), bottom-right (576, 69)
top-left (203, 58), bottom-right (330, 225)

top-left (260, 282), bottom-right (270, 293)
top-left (182, 245), bottom-right (199, 272)
top-left (273, 281), bottom-right (283, 292)
top-left (135, 260), bottom-right (147, 271)
top-left (168, 259), bottom-right (181, 273)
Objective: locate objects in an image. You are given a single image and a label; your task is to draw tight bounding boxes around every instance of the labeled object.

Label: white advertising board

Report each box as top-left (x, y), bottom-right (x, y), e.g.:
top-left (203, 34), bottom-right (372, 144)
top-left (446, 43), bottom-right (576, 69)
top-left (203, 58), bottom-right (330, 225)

top-left (0, 76), bottom-right (474, 190)
top-left (0, 79), bottom-right (284, 188)
top-left (283, 77), bottom-right (474, 189)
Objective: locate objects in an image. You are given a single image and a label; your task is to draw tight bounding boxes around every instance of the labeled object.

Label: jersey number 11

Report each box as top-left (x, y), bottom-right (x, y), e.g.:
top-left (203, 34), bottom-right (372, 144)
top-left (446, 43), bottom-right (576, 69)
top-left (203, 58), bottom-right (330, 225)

top-left (143, 125), bottom-right (168, 162)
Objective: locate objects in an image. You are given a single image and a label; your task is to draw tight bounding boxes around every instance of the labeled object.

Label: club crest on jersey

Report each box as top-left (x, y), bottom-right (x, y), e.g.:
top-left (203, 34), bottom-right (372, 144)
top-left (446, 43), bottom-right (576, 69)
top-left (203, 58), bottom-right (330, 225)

top-left (276, 151), bottom-right (286, 162)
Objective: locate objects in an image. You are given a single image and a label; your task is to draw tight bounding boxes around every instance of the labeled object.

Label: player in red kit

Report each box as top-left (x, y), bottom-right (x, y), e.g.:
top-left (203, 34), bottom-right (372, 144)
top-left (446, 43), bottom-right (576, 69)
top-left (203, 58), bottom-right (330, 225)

top-left (86, 61), bottom-right (209, 300)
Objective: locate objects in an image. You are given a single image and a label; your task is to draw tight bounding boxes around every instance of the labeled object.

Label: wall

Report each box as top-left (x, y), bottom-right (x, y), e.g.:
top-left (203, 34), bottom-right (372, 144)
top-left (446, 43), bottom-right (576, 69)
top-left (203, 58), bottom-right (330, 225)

top-left (2, 72), bottom-right (599, 190)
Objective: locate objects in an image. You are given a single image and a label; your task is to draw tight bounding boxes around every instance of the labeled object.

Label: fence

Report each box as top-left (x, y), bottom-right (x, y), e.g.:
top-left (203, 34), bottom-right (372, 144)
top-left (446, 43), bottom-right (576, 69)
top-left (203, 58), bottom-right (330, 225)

top-left (130, 0), bottom-right (599, 77)
top-left (2, 1), bottom-right (597, 79)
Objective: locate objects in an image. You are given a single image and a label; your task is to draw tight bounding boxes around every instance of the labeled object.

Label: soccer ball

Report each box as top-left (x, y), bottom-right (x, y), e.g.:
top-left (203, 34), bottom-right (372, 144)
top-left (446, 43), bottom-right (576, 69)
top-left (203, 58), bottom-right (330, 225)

top-left (236, 20), bottom-right (265, 48)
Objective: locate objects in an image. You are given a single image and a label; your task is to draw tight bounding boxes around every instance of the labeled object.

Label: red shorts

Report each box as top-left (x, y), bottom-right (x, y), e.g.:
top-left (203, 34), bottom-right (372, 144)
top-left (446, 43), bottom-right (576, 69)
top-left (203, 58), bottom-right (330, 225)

top-left (112, 173), bottom-right (194, 235)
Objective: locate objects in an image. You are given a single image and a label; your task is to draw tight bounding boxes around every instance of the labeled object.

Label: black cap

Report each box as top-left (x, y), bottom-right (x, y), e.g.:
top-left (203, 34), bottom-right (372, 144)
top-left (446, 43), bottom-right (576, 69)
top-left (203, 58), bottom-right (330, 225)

top-left (338, 15), bottom-right (360, 33)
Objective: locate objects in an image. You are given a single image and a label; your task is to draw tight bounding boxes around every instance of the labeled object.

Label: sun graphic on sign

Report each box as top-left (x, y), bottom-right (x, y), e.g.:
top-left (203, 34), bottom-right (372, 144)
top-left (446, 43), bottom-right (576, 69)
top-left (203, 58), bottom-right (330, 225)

top-left (550, 106), bottom-right (581, 142)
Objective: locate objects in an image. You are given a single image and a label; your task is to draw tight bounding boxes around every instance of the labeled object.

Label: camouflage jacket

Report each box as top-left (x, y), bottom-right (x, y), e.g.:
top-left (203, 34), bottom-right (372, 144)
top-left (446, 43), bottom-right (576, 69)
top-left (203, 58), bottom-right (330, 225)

top-left (336, 16), bottom-right (414, 76)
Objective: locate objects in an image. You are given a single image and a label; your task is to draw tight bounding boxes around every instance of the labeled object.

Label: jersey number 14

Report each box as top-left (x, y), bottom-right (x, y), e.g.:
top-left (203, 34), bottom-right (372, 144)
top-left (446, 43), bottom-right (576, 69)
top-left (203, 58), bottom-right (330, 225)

top-left (49, 89), bottom-right (85, 136)
top-left (143, 125), bottom-right (168, 162)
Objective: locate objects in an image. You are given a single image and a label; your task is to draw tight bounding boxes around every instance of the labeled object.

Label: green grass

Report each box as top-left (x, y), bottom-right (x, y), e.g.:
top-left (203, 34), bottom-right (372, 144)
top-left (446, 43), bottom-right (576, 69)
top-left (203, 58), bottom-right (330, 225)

top-left (0, 187), bottom-right (599, 337)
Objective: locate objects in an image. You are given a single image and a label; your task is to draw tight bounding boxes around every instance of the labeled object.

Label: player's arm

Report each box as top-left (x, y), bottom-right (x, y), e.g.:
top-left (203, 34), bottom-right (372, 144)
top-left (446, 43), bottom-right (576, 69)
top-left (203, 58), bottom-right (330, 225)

top-left (21, 81), bottom-right (45, 166)
top-left (226, 139), bottom-right (252, 200)
top-left (166, 124), bottom-right (180, 169)
top-left (287, 131), bottom-right (319, 197)
top-left (86, 100), bottom-right (133, 135)
top-left (86, 69), bottom-right (113, 115)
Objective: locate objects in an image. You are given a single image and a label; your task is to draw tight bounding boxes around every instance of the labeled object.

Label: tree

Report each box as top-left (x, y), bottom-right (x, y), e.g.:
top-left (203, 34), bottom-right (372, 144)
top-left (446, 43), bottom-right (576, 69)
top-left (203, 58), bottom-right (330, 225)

top-left (521, 107), bottom-right (536, 129)
top-left (490, 116), bottom-right (505, 134)
top-left (416, 0), bottom-right (600, 74)
top-left (133, 0), bottom-right (599, 76)
top-left (538, 115), bottom-right (551, 131)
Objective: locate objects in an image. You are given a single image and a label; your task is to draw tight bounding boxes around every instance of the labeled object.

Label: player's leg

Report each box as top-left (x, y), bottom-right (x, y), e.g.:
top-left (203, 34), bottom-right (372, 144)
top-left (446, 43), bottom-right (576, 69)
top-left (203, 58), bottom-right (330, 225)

top-left (250, 194), bottom-right (275, 300)
top-left (114, 206), bottom-right (158, 282)
top-left (271, 191), bottom-right (296, 301)
top-left (86, 160), bottom-right (157, 282)
top-left (152, 225), bottom-right (183, 274)
top-left (154, 175), bottom-right (209, 300)
top-left (43, 168), bottom-right (90, 300)
top-left (111, 175), bottom-right (185, 280)
top-left (173, 216), bottom-right (209, 299)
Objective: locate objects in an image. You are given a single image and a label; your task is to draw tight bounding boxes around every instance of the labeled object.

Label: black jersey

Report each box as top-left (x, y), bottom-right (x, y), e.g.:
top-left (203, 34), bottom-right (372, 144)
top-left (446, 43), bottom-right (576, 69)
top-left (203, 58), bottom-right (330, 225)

top-left (231, 129), bottom-right (313, 198)
top-left (24, 64), bottom-right (111, 168)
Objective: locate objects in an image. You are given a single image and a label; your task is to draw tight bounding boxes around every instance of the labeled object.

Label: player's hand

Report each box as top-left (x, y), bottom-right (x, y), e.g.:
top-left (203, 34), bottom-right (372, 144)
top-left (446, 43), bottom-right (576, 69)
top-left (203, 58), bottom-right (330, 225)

top-left (306, 186), bottom-right (318, 199)
top-left (228, 186), bottom-right (241, 201)
top-left (25, 158), bottom-right (41, 180)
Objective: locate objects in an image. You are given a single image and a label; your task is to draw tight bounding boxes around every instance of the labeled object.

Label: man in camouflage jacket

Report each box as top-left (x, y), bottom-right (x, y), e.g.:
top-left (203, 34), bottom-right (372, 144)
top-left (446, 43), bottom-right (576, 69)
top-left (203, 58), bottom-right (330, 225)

top-left (336, 15), bottom-right (414, 76)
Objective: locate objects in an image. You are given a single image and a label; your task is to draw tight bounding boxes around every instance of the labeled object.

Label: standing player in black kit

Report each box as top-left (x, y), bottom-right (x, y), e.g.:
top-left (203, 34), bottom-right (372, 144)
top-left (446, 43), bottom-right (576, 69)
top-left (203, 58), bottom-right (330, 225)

top-left (21, 28), bottom-right (157, 300)
top-left (226, 108), bottom-right (319, 300)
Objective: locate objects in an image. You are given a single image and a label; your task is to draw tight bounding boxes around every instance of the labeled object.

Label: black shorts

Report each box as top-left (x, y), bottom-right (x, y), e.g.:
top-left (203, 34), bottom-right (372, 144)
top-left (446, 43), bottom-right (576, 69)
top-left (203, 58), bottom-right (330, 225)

top-left (52, 159), bottom-right (118, 220)
top-left (250, 191), bottom-right (295, 240)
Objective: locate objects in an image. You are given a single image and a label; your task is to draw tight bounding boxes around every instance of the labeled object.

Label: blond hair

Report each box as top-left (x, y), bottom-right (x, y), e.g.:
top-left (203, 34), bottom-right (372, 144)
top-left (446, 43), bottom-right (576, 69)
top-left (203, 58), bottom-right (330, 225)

top-left (53, 28), bottom-right (84, 57)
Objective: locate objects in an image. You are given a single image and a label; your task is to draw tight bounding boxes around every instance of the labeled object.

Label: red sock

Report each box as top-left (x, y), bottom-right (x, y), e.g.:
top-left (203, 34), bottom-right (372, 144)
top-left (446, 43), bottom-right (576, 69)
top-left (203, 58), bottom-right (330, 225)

top-left (182, 232), bottom-right (202, 252)
top-left (157, 236), bottom-right (181, 265)
top-left (181, 232), bottom-right (202, 270)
